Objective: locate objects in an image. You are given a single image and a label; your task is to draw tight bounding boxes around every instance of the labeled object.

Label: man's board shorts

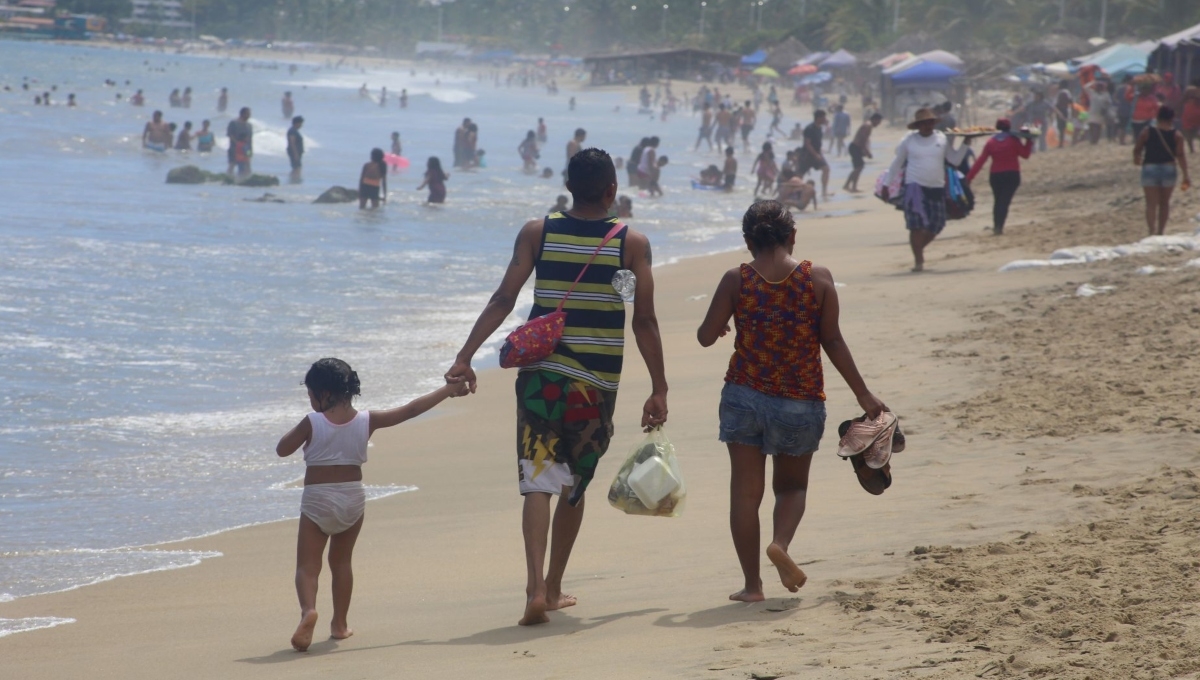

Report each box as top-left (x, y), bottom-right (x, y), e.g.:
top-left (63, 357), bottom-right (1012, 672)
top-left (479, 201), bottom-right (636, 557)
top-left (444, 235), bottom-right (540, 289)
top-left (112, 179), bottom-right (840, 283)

top-left (848, 143), bottom-right (865, 171)
top-left (515, 369), bottom-right (616, 506)
top-left (797, 150), bottom-right (828, 176)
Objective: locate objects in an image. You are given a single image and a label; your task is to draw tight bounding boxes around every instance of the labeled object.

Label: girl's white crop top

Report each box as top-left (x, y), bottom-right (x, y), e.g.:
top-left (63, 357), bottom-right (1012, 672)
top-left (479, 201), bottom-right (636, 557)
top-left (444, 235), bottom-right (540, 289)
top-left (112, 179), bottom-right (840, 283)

top-left (303, 410), bottom-right (370, 466)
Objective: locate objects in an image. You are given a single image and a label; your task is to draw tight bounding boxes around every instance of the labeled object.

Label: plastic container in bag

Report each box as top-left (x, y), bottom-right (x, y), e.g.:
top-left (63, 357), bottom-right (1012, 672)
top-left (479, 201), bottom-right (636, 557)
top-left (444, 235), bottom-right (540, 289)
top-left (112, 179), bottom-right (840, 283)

top-left (607, 427), bottom-right (686, 517)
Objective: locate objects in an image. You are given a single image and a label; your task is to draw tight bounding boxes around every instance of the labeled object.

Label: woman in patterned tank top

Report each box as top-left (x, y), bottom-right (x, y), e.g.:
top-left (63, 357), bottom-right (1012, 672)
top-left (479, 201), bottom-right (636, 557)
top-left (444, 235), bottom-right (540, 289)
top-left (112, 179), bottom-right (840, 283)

top-left (697, 200), bottom-right (887, 603)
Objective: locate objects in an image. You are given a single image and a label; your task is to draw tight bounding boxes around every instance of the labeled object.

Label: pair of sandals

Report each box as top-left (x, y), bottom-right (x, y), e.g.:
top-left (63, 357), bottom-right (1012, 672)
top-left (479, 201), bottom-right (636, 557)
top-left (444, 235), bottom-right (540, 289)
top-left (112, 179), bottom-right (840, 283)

top-left (836, 411), bottom-right (904, 496)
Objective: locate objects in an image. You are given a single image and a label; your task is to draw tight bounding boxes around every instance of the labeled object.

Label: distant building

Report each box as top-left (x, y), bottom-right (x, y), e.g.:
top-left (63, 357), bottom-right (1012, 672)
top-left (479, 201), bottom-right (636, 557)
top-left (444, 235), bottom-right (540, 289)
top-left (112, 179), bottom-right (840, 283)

top-left (120, 0), bottom-right (194, 30)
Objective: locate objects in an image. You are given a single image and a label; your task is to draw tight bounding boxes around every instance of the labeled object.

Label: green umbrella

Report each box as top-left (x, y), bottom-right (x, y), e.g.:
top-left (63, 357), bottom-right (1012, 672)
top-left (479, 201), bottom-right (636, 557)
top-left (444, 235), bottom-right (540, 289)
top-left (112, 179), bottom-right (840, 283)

top-left (751, 66), bottom-right (780, 78)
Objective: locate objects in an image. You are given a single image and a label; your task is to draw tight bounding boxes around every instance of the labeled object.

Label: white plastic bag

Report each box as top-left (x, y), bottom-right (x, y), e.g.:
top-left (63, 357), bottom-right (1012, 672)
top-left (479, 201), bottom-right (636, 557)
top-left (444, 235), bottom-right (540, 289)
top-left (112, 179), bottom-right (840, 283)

top-left (607, 427), bottom-right (686, 517)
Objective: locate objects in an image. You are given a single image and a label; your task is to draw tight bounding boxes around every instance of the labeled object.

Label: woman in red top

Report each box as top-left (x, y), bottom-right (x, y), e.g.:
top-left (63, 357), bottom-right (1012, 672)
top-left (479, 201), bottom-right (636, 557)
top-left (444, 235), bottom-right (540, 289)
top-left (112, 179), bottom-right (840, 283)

top-left (966, 118), bottom-right (1033, 235)
top-left (1130, 83), bottom-right (1161, 140)
top-left (1181, 84), bottom-right (1200, 153)
top-left (697, 200), bottom-right (886, 602)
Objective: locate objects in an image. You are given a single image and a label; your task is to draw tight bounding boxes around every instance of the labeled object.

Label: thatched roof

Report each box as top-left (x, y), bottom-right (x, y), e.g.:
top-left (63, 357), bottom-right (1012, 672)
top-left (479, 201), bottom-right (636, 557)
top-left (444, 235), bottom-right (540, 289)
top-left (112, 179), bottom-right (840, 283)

top-left (1017, 33), bottom-right (1093, 63)
top-left (765, 36), bottom-right (811, 71)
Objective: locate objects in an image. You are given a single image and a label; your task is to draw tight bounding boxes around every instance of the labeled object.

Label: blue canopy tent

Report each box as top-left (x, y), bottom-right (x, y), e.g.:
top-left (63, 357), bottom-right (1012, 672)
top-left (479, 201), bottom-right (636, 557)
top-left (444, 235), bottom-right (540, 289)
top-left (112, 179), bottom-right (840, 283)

top-left (883, 60), bottom-right (963, 123)
top-left (741, 49), bottom-right (768, 67)
top-left (889, 60), bottom-right (961, 86)
top-left (1071, 43), bottom-right (1150, 78)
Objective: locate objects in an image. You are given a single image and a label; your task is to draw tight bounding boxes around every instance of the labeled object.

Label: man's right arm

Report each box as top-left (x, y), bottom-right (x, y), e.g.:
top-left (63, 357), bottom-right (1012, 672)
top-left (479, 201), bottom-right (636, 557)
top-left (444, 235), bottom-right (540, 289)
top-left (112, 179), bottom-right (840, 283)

top-left (445, 220), bottom-right (541, 392)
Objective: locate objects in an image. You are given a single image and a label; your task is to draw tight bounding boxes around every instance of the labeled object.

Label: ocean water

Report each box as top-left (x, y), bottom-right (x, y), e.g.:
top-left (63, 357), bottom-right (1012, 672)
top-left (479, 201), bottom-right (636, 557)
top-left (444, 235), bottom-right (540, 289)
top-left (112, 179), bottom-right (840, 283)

top-left (0, 41), bottom-right (854, 635)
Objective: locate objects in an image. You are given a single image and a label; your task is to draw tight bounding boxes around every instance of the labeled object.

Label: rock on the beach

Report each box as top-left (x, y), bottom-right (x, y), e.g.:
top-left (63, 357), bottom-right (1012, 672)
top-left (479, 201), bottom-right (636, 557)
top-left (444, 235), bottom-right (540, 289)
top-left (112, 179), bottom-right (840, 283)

top-left (166, 165), bottom-right (225, 184)
top-left (226, 173), bottom-right (280, 187)
top-left (314, 186), bottom-right (359, 204)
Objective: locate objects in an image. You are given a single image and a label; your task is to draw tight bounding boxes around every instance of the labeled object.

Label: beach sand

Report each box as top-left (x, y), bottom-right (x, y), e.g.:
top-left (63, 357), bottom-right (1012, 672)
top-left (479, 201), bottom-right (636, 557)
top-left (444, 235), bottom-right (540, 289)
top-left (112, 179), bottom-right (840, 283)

top-left (4, 142), bottom-right (1199, 679)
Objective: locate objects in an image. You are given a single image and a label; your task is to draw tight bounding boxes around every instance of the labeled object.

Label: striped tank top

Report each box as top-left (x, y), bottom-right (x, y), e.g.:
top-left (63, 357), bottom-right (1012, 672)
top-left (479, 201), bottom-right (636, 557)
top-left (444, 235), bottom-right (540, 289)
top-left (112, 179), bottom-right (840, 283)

top-left (725, 261), bottom-right (825, 401)
top-left (521, 212), bottom-right (628, 392)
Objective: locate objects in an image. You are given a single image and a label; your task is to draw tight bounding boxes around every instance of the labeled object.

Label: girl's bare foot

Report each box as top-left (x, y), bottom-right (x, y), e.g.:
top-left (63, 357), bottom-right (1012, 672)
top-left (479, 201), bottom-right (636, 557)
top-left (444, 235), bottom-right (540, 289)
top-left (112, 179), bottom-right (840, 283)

top-left (330, 624), bottom-right (354, 640)
top-left (291, 610), bottom-right (318, 652)
top-left (519, 593), bottom-right (549, 626)
top-left (545, 591), bottom-right (577, 611)
top-left (729, 587), bottom-right (765, 602)
top-left (766, 543), bottom-right (808, 593)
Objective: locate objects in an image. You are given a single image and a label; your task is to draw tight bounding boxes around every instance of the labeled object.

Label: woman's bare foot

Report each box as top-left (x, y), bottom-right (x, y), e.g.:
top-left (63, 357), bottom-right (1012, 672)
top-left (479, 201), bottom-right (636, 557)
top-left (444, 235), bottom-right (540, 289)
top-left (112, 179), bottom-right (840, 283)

top-left (729, 587), bottom-right (765, 602)
top-left (519, 593), bottom-right (549, 626)
top-left (291, 610), bottom-right (318, 652)
top-left (545, 591), bottom-right (577, 611)
top-left (330, 624), bottom-right (354, 640)
top-left (766, 543), bottom-right (808, 593)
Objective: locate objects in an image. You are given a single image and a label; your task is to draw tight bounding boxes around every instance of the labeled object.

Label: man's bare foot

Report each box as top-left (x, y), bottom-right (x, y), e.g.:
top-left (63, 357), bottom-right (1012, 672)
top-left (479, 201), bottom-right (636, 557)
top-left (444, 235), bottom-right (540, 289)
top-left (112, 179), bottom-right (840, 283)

top-left (729, 587), bottom-right (765, 602)
top-left (291, 610), bottom-right (318, 652)
top-left (911, 263), bottom-right (924, 272)
top-left (518, 594), bottom-right (549, 626)
top-left (766, 543), bottom-right (808, 593)
top-left (330, 624), bottom-right (354, 640)
top-left (545, 591), bottom-right (577, 611)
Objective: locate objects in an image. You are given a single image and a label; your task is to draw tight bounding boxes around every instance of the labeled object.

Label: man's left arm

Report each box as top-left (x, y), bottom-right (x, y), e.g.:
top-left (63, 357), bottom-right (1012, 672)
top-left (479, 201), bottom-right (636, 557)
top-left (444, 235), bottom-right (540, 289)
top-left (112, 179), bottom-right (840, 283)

top-left (624, 230), bottom-right (668, 430)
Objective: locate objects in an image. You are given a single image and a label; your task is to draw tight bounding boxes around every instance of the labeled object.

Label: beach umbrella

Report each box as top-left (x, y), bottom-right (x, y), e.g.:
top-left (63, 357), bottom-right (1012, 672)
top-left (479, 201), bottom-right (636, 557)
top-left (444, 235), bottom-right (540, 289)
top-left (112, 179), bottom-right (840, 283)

top-left (797, 71), bottom-right (833, 86)
top-left (787, 64), bottom-right (818, 76)
top-left (752, 66), bottom-right (780, 78)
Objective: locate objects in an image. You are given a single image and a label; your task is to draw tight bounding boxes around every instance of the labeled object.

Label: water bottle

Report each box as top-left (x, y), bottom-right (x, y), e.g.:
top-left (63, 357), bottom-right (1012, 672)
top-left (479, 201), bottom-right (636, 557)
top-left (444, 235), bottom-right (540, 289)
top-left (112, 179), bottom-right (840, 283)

top-left (612, 269), bottom-right (637, 303)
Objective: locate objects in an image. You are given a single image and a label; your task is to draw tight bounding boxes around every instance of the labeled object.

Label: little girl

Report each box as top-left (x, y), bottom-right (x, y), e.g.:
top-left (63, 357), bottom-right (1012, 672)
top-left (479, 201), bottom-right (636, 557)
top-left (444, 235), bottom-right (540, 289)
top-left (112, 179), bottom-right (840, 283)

top-left (752, 142), bottom-right (778, 197)
top-left (358, 148), bottom-right (388, 210)
top-left (417, 156), bottom-right (449, 204)
top-left (275, 358), bottom-right (467, 651)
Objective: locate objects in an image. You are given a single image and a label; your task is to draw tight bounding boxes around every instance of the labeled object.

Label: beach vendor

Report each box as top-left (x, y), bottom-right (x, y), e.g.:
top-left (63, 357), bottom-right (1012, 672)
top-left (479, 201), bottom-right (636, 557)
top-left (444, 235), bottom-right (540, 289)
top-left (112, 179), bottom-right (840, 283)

top-left (445, 148), bottom-right (668, 627)
top-left (966, 118), bottom-right (1033, 236)
top-left (885, 108), bottom-right (969, 272)
top-left (696, 199), bottom-right (886, 602)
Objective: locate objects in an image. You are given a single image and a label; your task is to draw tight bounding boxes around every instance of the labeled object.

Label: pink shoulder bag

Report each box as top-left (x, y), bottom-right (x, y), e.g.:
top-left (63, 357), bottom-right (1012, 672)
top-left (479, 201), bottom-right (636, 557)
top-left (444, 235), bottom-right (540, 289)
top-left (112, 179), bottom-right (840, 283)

top-left (499, 221), bottom-right (626, 369)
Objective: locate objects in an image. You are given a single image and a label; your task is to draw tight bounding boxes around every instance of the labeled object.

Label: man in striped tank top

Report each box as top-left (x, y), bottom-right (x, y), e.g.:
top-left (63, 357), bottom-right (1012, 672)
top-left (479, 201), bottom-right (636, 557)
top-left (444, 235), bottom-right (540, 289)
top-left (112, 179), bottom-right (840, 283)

top-left (447, 148), bottom-right (668, 626)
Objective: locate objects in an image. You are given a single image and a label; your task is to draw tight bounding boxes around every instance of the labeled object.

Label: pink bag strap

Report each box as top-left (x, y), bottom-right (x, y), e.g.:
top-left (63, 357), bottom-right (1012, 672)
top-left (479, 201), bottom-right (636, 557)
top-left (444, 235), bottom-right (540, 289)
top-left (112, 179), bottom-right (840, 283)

top-left (554, 221), bottom-right (627, 313)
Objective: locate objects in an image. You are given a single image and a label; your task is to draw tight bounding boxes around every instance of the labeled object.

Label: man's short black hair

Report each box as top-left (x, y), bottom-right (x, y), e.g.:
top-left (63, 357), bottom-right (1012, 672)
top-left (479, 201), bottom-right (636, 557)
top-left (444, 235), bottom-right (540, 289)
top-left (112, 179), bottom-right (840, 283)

top-left (566, 148), bottom-right (616, 204)
top-left (814, 109), bottom-right (827, 120)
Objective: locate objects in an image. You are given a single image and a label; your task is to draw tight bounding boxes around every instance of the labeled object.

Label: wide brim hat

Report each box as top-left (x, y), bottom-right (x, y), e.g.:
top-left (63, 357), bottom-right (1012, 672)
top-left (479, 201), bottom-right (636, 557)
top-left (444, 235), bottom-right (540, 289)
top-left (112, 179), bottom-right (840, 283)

top-left (907, 107), bottom-right (939, 129)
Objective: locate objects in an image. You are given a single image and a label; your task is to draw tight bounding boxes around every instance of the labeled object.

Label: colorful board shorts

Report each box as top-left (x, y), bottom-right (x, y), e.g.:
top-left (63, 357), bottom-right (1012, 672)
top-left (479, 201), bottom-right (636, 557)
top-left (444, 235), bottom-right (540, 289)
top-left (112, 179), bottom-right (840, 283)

top-left (515, 369), bottom-right (616, 506)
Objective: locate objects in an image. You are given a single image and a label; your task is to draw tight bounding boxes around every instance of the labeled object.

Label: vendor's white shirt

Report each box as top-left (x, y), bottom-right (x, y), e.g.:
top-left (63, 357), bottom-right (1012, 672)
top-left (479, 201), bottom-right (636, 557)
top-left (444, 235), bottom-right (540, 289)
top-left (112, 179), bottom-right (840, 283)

top-left (887, 131), bottom-right (968, 188)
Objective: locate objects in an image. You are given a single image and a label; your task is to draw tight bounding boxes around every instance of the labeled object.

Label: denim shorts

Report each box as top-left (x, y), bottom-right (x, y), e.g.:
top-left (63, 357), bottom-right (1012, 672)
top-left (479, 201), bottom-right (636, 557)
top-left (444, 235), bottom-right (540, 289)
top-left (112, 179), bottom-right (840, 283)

top-left (1141, 162), bottom-right (1177, 188)
top-left (718, 382), bottom-right (826, 456)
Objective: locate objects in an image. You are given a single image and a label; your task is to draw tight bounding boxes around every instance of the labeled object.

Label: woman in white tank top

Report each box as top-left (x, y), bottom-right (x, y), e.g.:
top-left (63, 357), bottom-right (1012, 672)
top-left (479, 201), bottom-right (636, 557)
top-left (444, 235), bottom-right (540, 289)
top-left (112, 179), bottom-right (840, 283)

top-left (275, 357), bottom-right (468, 651)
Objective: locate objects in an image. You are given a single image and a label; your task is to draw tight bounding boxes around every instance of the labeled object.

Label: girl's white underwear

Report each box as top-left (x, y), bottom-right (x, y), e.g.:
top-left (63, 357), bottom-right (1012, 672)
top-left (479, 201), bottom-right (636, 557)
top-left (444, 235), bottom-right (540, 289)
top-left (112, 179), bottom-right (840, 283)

top-left (300, 481), bottom-right (366, 535)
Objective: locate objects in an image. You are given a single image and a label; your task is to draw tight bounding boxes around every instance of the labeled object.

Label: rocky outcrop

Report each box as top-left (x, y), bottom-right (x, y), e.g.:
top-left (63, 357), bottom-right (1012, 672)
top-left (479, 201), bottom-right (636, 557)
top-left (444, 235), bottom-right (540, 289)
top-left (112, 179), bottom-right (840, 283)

top-left (166, 165), bottom-right (224, 184)
top-left (232, 173), bottom-right (280, 187)
top-left (314, 186), bottom-right (359, 204)
top-left (166, 165), bottom-right (280, 187)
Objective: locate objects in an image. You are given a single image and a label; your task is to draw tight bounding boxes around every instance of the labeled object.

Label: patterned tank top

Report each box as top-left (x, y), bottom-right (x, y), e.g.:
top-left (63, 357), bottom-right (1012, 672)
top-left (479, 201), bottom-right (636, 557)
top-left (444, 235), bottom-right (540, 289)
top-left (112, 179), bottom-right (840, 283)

top-left (725, 261), bottom-right (825, 400)
top-left (521, 212), bottom-right (628, 392)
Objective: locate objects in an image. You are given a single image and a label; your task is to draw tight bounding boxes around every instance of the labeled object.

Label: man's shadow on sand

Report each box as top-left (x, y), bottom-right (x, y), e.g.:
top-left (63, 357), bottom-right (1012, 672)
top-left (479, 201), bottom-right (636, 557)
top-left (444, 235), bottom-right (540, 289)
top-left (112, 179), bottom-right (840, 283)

top-left (236, 608), bottom-right (666, 664)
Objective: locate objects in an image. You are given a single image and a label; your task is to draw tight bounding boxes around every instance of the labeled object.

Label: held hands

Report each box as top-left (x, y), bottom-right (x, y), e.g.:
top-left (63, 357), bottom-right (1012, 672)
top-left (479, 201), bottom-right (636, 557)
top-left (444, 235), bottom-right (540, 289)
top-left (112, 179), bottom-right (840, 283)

top-left (446, 381), bottom-right (471, 398)
top-left (444, 358), bottom-right (478, 394)
top-left (641, 393), bottom-right (668, 432)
